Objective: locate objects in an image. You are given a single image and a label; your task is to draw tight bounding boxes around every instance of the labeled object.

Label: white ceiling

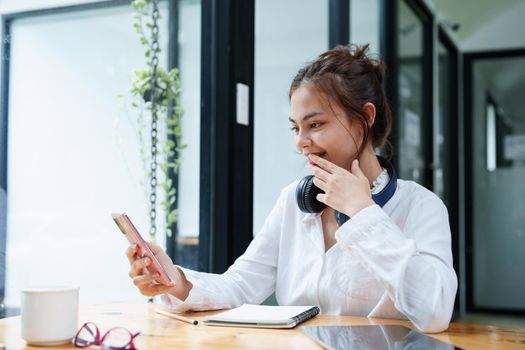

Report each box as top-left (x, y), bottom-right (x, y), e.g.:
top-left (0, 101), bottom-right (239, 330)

top-left (427, 0), bottom-right (525, 52)
top-left (425, 0), bottom-right (525, 125)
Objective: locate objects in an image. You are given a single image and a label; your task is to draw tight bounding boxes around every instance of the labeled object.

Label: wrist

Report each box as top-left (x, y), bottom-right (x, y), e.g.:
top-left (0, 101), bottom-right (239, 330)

top-left (346, 197), bottom-right (375, 217)
top-left (168, 267), bottom-right (193, 301)
top-left (176, 280), bottom-right (193, 301)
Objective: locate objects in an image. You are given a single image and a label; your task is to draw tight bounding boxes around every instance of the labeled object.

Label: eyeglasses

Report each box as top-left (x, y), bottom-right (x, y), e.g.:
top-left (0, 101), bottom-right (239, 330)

top-left (74, 322), bottom-right (140, 350)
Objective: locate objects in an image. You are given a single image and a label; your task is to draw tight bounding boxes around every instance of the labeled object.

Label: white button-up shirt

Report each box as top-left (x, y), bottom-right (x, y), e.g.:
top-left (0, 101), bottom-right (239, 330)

top-left (163, 179), bottom-right (458, 333)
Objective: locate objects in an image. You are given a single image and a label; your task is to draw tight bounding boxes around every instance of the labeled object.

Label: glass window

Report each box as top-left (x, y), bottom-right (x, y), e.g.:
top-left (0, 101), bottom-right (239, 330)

top-left (173, 0), bottom-right (201, 270)
top-left (397, 0), bottom-right (426, 184)
top-left (4, 1), bottom-right (201, 307)
top-left (350, 0), bottom-right (380, 54)
top-left (435, 41), bottom-right (452, 205)
top-left (253, 0), bottom-right (328, 234)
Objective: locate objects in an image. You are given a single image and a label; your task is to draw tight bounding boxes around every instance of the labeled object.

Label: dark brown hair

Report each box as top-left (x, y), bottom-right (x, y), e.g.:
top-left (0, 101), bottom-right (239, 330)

top-left (289, 44), bottom-right (392, 157)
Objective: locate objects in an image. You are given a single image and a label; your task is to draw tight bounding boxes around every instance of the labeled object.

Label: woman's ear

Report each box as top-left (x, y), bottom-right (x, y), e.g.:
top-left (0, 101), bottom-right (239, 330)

top-left (363, 102), bottom-right (376, 128)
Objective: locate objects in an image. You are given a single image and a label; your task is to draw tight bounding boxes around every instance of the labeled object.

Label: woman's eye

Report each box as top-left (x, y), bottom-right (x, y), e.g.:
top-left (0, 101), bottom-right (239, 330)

top-left (310, 122), bottom-right (321, 129)
top-left (290, 126), bottom-right (299, 133)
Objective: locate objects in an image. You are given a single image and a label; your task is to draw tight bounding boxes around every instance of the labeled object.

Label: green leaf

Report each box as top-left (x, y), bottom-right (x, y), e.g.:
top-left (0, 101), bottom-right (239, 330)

top-left (168, 210), bottom-right (178, 224)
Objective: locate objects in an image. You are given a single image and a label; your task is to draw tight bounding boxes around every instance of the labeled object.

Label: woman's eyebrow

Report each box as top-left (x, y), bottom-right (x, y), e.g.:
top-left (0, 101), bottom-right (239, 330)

top-left (288, 111), bottom-right (324, 123)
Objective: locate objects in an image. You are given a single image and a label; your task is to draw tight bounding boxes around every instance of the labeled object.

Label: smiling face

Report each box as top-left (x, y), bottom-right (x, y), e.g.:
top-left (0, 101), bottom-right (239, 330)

top-left (289, 84), bottom-right (363, 171)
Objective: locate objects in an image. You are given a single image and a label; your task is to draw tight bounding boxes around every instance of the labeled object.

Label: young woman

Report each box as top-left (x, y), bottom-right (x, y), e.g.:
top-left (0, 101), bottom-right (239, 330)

top-left (126, 44), bottom-right (457, 333)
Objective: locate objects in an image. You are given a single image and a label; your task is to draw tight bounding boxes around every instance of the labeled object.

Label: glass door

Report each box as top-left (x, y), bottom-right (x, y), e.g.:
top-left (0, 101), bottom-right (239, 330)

top-left (396, 0), bottom-right (432, 187)
top-left (467, 52), bottom-right (525, 312)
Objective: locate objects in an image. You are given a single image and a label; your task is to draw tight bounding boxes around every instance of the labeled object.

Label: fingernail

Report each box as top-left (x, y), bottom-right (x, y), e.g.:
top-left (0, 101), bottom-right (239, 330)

top-left (144, 258), bottom-right (150, 265)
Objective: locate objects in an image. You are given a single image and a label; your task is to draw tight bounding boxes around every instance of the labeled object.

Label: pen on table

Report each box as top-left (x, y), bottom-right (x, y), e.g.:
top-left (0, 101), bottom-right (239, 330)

top-left (156, 310), bottom-right (198, 325)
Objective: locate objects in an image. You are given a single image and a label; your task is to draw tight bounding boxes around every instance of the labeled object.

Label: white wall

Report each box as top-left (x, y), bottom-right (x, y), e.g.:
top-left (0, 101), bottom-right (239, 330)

top-left (424, 0), bottom-right (525, 52)
top-left (253, 0), bottom-right (328, 234)
top-left (462, 1), bottom-right (525, 52)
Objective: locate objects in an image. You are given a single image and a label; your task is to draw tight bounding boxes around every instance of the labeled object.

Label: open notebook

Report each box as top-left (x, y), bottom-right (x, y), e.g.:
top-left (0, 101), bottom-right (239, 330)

top-left (203, 304), bottom-right (320, 329)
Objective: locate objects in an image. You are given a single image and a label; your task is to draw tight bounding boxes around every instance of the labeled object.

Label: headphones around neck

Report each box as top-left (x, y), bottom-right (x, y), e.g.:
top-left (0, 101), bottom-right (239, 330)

top-left (295, 156), bottom-right (398, 226)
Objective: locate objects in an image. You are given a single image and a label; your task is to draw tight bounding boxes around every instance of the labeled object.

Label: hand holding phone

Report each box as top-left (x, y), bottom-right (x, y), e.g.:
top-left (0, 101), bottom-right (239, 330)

top-left (112, 213), bottom-right (173, 286)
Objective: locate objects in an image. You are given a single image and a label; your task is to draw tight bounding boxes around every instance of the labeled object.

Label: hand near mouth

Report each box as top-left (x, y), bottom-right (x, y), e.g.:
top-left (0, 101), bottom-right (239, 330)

top-left (308, 154), bottom-right (375, 218)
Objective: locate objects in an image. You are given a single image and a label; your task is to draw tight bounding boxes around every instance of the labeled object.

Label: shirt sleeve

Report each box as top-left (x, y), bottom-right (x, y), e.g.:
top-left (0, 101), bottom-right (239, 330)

top-left (334, 195), bottom-right (458, 333)
top-left (161, 189), bottom-right (285, 312)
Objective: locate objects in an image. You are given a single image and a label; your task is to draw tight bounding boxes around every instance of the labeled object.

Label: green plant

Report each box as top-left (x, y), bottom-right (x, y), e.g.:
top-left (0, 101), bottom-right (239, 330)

top-left (130, 0), bottom-right (185, 241)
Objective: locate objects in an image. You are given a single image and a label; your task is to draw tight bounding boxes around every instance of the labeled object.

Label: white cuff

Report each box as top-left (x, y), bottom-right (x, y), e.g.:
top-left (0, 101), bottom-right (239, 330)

top-left (160, 266), bottom-right (212, 312)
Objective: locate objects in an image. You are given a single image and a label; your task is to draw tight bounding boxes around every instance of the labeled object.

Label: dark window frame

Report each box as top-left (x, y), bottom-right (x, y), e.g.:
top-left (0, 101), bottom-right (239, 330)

top-left (0, 12), bottom-right (8, 318)
top-left (329, 0), bottom-right (350, 48)
top-left (437, 26), bottom-right (460, 316)
top-left (380, 0), bottom-right (399, 163)
top-left (199, 0), bottom-right (255, 273)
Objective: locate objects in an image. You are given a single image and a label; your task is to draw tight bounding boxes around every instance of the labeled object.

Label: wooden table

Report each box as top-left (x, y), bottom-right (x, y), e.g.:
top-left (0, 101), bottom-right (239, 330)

top-left (1, 303), bottom-right (524, 349)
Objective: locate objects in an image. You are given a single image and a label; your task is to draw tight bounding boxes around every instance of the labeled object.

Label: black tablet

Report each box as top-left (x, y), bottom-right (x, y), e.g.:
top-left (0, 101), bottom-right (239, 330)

top-left (300, 325), bottom-right (462, 350)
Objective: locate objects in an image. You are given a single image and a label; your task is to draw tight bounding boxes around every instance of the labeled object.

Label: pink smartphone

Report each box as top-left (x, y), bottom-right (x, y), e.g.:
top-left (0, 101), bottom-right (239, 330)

top-left (112, 213), bottom-right (173, 286)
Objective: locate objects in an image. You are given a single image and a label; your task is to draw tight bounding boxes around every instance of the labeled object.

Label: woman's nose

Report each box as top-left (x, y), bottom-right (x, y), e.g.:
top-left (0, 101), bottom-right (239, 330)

top-left (295, 130), bottom-right (312, 152)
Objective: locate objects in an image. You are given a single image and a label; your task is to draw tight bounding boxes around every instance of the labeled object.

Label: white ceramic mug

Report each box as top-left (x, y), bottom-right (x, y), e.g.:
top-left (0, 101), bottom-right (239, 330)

top-left (21, 285), bottom-right (79, 346)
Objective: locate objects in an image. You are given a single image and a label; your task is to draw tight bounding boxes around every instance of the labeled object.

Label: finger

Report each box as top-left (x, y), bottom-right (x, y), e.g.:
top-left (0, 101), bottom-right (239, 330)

top-left (125, 244), bottom-right (139, 264)
top-left (138, 283), bottom-right (174, 297)
top-left (308, 154), bottom-right (340, 174)
top-left (145, 242), bottom-right (163, 254)
top-left (351, 159), bottom-right (367, 180)
top-left (128, 257), bottom-right (151, 278)
top-left (311, 166), bottom-right (330, 182)
top-left (316, 193), bottom-right (327, 204)
top-left (133, 273), bottom-right (174, 295)
top-left (144, 283), bottom-right (175, 296)
top-left (133, 273), bottom-right (156, 289)
top-left (312, 176), bottom-right (327, 191)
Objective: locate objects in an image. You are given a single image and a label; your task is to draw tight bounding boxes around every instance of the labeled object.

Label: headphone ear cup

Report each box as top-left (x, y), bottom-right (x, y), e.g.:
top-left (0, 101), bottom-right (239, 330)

top-left (296, 175), bottom-right (326, 213)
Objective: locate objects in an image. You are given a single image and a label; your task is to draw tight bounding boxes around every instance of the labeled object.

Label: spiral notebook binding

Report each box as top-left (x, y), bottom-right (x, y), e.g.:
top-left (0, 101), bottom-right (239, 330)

top-left (291, 306), bottom-right (320, 325)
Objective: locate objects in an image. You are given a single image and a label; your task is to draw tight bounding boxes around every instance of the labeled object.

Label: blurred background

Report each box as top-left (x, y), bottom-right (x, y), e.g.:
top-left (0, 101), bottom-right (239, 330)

top-left (0, 0), bottom-right (524, 328)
